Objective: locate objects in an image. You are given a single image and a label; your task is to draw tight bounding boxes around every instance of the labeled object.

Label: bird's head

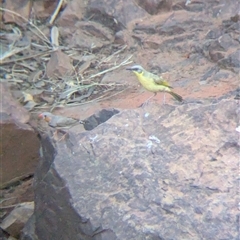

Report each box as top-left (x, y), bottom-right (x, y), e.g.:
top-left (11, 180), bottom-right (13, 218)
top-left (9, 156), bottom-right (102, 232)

top-left (38, 112), bottom-right (53, 122)
top-left (126, 65), bottom-right (145, 77)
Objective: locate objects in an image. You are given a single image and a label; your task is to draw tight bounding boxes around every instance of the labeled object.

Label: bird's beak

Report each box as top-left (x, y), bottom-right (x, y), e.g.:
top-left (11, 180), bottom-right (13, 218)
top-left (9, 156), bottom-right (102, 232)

top-left (38, 113), bottom-right (43, 118)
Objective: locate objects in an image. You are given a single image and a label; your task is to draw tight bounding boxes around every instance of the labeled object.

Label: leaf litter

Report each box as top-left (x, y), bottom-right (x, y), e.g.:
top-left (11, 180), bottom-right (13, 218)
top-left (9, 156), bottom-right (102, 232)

top-left (0, 7), bottom-right (133, 112)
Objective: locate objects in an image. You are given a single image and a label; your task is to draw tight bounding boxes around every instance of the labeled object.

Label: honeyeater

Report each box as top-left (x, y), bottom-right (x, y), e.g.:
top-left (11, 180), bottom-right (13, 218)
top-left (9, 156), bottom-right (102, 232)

top-left (126, 65), bottom-right (183, 102)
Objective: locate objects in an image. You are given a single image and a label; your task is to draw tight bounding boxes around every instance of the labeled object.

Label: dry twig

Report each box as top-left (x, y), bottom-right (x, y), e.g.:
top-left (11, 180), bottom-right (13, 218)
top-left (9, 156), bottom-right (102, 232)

top-left (49, 0), bottom-right (65, 25)
top-left (0, 7), bottom-right (50, 45)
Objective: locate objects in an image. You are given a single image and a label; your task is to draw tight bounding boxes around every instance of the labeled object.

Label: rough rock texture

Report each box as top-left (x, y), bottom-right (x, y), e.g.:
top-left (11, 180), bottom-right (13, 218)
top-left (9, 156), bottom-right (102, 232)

top-left (82, 108), bottom-right (120, 131)
top-left (57, 0), bottom-right (86, 26)
top-left (46, 49), bottom-right (73, 78)
top-left (0, 83), bottom-right (30, 124)
top-left (66, 21), bottom-right (114, 50)
top-left (136, 0), bottom-right (173, 15)
top-left (21, 215), bottom-right (37, 240)
top-left (3, 0), bottom-right (31, 25)
top-left (87, 0), bottom-right (149, 30)
top-left (32, 0), bottom-right (58, 19)
top-left (0, 83), bottom-right (40, 188)
top-left (30, 99), bottom-right (239, 240)
top-left (1, 0), bottom-right (240, 238)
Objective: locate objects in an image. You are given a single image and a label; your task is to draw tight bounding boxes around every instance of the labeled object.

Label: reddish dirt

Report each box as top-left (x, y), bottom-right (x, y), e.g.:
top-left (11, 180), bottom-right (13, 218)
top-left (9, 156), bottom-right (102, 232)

top-left (1, 1), bottom-right (239, 237)
top-left (52, 65), bottom-right (238, 121)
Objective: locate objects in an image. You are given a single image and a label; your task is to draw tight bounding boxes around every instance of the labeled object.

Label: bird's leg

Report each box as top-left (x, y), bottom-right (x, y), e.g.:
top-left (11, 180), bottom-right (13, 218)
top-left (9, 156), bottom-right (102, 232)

top-left (58, 130), bottom-right (69, 142)
top-left (163, 92), bottom-right (166, 104)
top-left (52, 129), bottom-right (60, 141)
top-left (141, 93), bottom-right (156, 107)
top-left (51, 129), bottom-right (68, 141)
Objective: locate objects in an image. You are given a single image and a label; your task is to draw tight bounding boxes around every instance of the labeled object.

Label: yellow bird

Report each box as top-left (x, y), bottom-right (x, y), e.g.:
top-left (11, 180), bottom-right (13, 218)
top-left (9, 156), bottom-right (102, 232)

top-left (126, 65), bottom-right (183, 102)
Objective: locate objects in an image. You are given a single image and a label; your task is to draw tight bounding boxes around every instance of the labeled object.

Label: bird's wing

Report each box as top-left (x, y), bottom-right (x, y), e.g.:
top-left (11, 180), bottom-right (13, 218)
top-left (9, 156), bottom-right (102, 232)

top-left (150, 73), bottom-right (173, 88)
top-left (51, 116), bottom-right (78, 128)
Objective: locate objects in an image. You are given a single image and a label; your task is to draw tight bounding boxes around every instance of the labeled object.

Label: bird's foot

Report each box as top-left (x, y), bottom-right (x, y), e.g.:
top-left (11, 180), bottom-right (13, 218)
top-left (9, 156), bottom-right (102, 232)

top-left (52, 130), bottom-right (59, 141)
top-left (139, 93), bottom-right (156, 108)
top-left (51, 129), bottom-right (69, 142)
top-left (163, 93), bottom-right (166, 104)
top-left (140, 100), bottom-right (150, 108)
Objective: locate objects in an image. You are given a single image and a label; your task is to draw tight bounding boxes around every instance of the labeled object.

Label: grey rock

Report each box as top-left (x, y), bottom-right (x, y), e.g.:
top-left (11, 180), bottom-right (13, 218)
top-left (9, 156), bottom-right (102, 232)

top-left (135, 0), bottom-right (172, 15)
top-left (218, 50), bottom-right (240, 71)
top-left (30, 99), bottom-right (239, 240)
top-left (200, 66), bottom-right (220, 81)
top-left (20, 215), bottom-right (38, 240)
top-left (87, 0), bottom-right (148, 30)
top-left (209, 51), bottom-right (225, 63)
top-left (62, 21), bottom-right (115, 50)
top-left (205, 29), bottom-right (223, 39)
top-left (185, 2), bottom-right (204, 12)
top-left (206, 34), bottom-right (238, 53)
top-left (157, 22), bottom-right (185, 36)
top-left (208, 69), bottom-right (231, 83)
top-left (82, 108), bottom-right (120, 131)
top-left (217, 34), bottom-right (239, 51)
top-left (227, 21), bottom-right (240, 31)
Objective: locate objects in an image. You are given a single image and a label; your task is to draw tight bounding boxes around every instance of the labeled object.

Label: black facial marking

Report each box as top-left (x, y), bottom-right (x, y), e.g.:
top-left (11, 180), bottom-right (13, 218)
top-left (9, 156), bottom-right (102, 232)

top-left (131, 67), bottom-right (142, 73)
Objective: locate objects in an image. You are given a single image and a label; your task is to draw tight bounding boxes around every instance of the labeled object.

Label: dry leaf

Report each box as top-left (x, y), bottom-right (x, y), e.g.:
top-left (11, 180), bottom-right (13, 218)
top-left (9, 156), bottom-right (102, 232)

top-left (22, 92), bottom-right (34, 102)
top-left (51, 26), bottom-right (59, 50)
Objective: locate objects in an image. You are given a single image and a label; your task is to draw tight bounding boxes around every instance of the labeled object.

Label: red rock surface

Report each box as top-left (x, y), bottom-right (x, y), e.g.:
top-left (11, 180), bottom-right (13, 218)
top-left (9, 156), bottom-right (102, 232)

top-left (1, 0), bottom-right (239, 239)
top-left (0, 84), bottom-right (40, 188)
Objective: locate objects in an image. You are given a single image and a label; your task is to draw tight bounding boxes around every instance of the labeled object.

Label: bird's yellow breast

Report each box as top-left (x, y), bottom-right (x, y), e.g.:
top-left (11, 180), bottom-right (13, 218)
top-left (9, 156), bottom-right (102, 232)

top-left (134, 72), bottom-right (170, 93)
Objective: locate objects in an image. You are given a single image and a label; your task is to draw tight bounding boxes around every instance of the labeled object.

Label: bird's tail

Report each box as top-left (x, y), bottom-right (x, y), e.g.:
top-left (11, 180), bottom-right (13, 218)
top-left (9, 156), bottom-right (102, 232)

top-left (169, 91), bottom-right (183, 102)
